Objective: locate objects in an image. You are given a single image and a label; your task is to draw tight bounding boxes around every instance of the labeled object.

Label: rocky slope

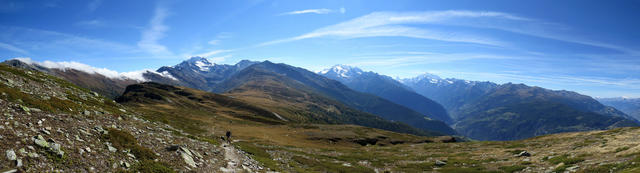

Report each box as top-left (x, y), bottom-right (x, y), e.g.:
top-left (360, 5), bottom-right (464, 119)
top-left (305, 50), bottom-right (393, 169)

top-left (0, 64), bottom-right (262, 172)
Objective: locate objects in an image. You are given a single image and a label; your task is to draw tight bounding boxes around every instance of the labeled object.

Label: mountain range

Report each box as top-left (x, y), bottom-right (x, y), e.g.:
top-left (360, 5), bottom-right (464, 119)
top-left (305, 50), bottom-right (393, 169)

top-left (4, 57), bottom-right (638, 141)
top-left (314, 64), bottom-right (638, 140)
top-left (402, 74), bottom-right (639, 140)
top-left (319, 65), bottom-right (452, 124)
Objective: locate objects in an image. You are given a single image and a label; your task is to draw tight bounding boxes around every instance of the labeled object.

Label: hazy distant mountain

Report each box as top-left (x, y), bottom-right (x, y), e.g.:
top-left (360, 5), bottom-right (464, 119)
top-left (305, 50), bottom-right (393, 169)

top-left (401, 73), bottom-right (498, 119)
top-left (402, 73), bottom-right (638, 140)
top-left (156, 57), bottom-right (258, 92)
top-left (319, 65), bottom-right (452, 124)
top-left (215, 61), bottom-right (457, 135)
top-left (453, 83), bottom-right (638, 140)
top-left (598, 98), bottom-right (640, 121)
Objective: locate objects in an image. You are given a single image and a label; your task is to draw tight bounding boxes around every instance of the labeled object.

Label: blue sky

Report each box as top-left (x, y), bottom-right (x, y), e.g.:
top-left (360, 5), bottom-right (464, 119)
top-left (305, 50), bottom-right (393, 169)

top-left (0, 0), bottom-right (639, 98)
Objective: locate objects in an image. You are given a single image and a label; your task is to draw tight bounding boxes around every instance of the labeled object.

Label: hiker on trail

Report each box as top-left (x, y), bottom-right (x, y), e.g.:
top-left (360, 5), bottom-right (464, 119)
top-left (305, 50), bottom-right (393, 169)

top-left (226, 131), bottom-right (232, 142)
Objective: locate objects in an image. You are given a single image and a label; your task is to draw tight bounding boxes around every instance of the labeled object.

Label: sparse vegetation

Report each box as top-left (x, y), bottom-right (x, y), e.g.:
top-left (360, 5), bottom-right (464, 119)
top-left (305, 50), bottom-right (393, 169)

top-left (103, 128), bottom-right (159, 162)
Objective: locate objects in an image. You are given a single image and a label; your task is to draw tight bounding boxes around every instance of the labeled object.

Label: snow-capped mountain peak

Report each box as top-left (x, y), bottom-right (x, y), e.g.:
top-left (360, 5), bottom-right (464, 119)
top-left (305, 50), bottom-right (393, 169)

top-left (181, 56), bottom-right (213, 71)
top-left (401, 72), bottom-right (444, 84)
top-left (319, 64), bottom-right (363, 78)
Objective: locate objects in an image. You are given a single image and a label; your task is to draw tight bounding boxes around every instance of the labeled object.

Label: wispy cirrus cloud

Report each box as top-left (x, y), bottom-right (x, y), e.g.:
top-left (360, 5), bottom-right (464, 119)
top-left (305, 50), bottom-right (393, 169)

top-left (195, 49), bottom-right (232, 58)
top-left (262, 10), bottom-right (519, 47)
top-left (279, 7), bottom-right (346, 16)
top-left (75, 19), bottom-right (106, 27)
top-left (262, 10), bottom-right (640, 56)
top-left (348, 52), bottom-right (519, 68)
top-left (280, 8), bottom-right (332, 15)
top-left (0, 26), bottom-right (134, 56)
top-left (137, 5), bottom-right (172, 56)
top-left (0, 42), bottom-right (29, 54)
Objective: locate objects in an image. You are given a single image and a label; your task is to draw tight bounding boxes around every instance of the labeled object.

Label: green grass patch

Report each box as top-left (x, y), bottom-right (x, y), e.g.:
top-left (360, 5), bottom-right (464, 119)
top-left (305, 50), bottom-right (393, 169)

top-left (546, 154), bottom-right (585, 165)
top-left (131, 160), bottom-right (175, 173)
top-left (395, 162), bottom-right (434, 172)
top-left (616, 146), bottom-right (631, 153)
top-left (505, 143), bottom-right (526, 148)
top-left (290, 155), bottom-right (373, 173)
top-left (499, 165), bottom-right (527, 173)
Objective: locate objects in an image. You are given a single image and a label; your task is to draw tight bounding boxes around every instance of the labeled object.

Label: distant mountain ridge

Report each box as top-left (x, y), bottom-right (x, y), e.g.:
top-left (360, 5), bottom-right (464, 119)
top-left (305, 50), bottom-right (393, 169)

top-left (401, 73), bottom-right (639, 140)
top-left (598, 97), bottom-right (640, 121)
top-left (319, 65), bottom-right (453, 124)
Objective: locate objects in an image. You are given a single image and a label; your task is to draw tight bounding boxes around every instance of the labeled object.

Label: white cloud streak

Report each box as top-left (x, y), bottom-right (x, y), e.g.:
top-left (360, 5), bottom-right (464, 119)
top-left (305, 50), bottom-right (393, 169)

top-left (349, 52), bottom-right (519, 67)
top-left (195, 49), bottom-right (232, 58)
top-left (0, 42), bottom-right (29, 54)
top-left (75, 20), bottom-right (105, 27)
top-left (13, 57), bottom-right (176, 81)
top-left (262, 10), bottom-right (516, 47)
top-left (280, 8), bottom-right (333, 15)
top-left (137, 6), bottom-right (171, 55)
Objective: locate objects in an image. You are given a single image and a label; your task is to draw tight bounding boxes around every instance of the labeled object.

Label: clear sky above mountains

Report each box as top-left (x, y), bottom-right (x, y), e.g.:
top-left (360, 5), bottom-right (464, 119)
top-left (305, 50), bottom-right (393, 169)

top-left (0, 0), bottom-right (639, 97)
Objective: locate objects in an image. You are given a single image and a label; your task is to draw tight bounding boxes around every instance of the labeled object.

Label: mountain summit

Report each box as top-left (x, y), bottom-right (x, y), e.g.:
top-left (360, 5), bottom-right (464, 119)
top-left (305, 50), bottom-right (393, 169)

top-left (319, 65), bottom-right (364, 79)
top-left (156, 58), bottom-right (259, 92)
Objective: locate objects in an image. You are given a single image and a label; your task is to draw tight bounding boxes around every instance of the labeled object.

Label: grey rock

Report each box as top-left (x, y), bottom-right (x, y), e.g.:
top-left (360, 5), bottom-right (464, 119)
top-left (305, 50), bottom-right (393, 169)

top-left (83, 110), bottom-right (91, 116)
top-left (435, 160), bottom-right (447, 166)
top-left (16, 158), bottom-right (22, 167)
top-left (566, 165), bottom-right (580, 172)
top-left (180, 151), bottom-right (197, 168)
top-left (27, 152), bottom-right (39, 158)
top-left (107, 144), bottom-right (117, 152)
top-left (6, 149), bottom-right (17, 160)
top-left (50, 143), bottom-right (64, 157)
top-left (517, 151), bottom-right (531, 157)
top-left (1, 169), bottom-right (17, 173)
top-left (41, 129), bottom-right (51, 135)
top-left (34, 138), bottom-right (49, 149)
top-left (120, 160), bottom-right (130, 168)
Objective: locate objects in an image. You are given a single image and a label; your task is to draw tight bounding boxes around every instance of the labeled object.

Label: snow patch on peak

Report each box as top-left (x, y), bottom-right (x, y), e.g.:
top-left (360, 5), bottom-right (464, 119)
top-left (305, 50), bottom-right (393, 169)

top-left (186, 56), bottom-right (213, 71)
top-left (416, 72), bottom-right (441, 80)
top-left (194, 60), bottom-right (211, 71)
top-left (320, 64), bottom-right (364, 78)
